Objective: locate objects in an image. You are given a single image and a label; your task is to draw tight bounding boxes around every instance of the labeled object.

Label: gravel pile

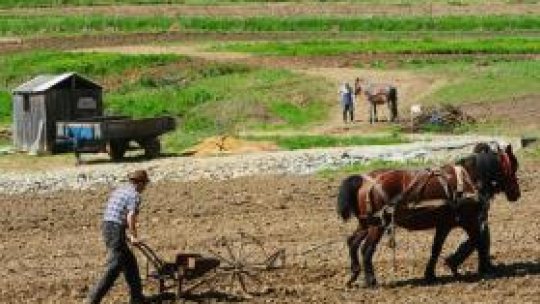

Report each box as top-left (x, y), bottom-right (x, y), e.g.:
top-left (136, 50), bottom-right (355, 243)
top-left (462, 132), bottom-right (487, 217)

top-left (0, 135), bottom-right (518, 194)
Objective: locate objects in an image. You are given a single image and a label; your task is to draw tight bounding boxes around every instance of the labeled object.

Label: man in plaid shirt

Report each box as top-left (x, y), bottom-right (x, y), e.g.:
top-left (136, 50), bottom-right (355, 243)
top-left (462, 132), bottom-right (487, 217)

top-left (87, 170), bottom-right (150, 304)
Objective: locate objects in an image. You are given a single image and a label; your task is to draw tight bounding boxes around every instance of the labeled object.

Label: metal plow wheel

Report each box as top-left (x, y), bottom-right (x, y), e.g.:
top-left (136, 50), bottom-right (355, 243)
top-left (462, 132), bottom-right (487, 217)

top-left (202, 232), bottom-right (285, 297)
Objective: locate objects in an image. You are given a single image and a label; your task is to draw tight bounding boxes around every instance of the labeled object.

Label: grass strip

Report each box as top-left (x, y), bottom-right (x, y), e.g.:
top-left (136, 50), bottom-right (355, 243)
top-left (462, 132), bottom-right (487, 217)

top-left (318, 159), bottom-right (432, 177)
top-left (244, 134), bottom-right (407, 150)
top-left (0, 1), bottom-right (525, 9)
top-left (0, 15), bottom-right (538, 36)
top-left (214, 37), bottom-right (540, 56)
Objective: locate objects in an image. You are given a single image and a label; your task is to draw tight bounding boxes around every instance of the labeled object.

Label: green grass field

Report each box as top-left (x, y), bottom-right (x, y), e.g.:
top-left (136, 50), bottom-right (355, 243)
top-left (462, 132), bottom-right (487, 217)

top-left (0, 1), bottom-right (528, 9)
top-left (212, 38), bottom-right (539, 109)
top-left (416, 59), bottom-right (540, 105)
top-left (0, 51), bottom-right (182, 124)
top-left (318, 158), bottom-right (432, 177)
top-left (213, 38), bottom-right (540, 56)
top-left (0, 51), bottom-right (332, 151)
top-left (0, 1), bottom-right (537, 152)
top-left (0, 15), bottom-right (538, 36)
top-left (244, 134), bottom-right (407, 150)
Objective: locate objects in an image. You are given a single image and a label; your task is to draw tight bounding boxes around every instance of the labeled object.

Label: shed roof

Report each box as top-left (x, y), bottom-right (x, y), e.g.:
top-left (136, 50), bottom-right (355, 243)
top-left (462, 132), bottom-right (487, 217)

top-left (12, 72), bottom-right (101, 94)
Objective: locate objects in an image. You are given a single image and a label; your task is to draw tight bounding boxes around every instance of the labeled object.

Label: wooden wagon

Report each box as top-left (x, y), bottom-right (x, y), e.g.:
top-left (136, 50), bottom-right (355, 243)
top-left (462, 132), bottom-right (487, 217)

top-left (56, 115), bottom-right (176, 161)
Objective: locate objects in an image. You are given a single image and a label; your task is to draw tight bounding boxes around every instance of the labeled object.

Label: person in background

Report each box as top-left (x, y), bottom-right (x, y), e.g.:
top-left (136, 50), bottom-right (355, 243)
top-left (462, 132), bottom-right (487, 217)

top-left (86, 170), bottom-right (150, 304)
top-left (339, 82), bottom-right (354, 123)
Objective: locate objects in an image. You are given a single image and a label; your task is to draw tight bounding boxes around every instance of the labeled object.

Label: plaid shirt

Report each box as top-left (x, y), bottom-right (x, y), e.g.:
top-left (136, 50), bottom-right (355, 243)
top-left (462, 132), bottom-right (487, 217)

top-left (103, 184), bottom-right (141, 225)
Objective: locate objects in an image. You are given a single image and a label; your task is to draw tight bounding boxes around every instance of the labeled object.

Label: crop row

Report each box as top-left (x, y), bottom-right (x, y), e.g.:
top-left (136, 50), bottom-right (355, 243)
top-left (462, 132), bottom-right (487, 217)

top-left (0, 15), bottom-right (538, 36)
top-left (214, 38), bottom-right (540, 55)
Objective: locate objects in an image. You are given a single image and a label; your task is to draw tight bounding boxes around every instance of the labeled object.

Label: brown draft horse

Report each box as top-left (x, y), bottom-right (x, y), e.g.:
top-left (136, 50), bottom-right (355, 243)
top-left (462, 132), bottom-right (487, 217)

top-left (337, 143), bottom-right (520, 287)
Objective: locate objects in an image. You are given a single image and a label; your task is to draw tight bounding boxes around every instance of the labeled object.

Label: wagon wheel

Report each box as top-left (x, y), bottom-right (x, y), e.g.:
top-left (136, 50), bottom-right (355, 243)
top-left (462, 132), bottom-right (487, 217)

top-left (203, 232), bottom-right (275, 296)
top-left (107, 140), bottom-right (127, 161)
top-left (141, 137), bottom-right (161, 159)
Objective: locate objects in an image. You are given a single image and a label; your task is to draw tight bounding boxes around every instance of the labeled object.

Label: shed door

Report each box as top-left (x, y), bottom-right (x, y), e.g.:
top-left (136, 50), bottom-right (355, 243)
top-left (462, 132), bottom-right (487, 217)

top-left (18, 94), bottom-right (47, 153)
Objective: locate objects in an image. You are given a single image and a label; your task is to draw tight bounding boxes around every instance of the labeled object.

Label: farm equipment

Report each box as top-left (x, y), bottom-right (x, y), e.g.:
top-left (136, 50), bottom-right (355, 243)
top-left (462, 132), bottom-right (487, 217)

top-left (135, 232), bottom-right (285, 302)
top-left (56, 115), bottom-right (175, 161)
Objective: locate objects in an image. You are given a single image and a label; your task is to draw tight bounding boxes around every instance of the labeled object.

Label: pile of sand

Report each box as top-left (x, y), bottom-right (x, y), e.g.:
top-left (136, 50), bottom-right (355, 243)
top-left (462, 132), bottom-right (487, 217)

top-left (182, 135), bottom-right (279, 156)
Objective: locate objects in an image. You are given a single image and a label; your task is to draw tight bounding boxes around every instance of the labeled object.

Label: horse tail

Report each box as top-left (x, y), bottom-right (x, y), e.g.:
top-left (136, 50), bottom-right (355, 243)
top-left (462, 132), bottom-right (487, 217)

top-left (337, 175), bottom-right (363, 221)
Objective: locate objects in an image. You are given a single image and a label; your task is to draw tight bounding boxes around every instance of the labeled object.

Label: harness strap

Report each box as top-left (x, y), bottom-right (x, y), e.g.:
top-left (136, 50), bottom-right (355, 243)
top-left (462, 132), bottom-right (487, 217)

top-left (361, 174), bottom-right (390, 214)
top-left (454, 165), bottom-right (465, 194)
top-left (406, 168), bottom-right (446, 205)
top-left (455, 165), bottom-right (476, 193)
top-left (435, 173), bottom-right (452, 200)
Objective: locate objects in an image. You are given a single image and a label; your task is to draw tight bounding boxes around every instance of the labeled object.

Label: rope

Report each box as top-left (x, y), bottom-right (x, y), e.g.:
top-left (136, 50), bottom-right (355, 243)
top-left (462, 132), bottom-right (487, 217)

top-left (390, 210), bottom-right (397, 281)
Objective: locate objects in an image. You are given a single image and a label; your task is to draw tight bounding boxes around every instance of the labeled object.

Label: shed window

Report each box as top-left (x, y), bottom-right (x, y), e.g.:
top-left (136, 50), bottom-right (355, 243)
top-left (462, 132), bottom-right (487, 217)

top-left (23, 95), bottom-right (30, 112)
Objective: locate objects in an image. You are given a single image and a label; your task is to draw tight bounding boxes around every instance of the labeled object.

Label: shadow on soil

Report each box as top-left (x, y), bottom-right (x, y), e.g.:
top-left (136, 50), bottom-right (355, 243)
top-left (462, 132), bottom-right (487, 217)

top-left (387, 260), bottom-right (540, 288)
top-left (147, 291), bottom-right (244, 303)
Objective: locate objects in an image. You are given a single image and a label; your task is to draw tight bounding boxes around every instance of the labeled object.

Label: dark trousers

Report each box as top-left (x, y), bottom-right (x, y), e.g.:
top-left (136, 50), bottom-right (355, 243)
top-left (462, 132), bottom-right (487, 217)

top-left (343, 103), bottom-right (354, 123)
top-left (87, 221), bottom-right (144, 304)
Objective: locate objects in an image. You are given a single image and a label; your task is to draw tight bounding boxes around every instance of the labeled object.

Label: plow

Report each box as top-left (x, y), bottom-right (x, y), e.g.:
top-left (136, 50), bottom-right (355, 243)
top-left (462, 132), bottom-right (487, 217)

top-left (135, 231), bottom-right (286, 302)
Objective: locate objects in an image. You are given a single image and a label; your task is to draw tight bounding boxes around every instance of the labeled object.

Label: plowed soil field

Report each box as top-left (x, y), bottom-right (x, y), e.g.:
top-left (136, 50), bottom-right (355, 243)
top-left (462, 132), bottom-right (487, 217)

top-left (1, 161), bottom-right (539, 303)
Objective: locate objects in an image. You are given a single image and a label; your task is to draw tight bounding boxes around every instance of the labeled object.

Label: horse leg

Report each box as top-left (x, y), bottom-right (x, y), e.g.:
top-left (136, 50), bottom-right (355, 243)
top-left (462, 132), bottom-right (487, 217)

top-left (386, 100), bottom-right (392, 122)
top-left (446, 219), bottom-right (493, 277)
top-left (392, 99), bottom-right (398, 122)
top-left (361, 226), bottom-right (384, 288)
top-left (387, 99), bottom-right (397, 122)
top-left (373, 103), bottom-right (378, 123)
top-left (477, 221), bottom-right (494, 274)
top-left (369, 102), bottom-right (374, 124)
top-left (481, 221), bottom-right (493, 266)
top-left (347, 228), bottom-right (368, 287)
top-left (458, 220), bottom-right (493, 277)
top-left (424, 223), bottom-right (451, 283)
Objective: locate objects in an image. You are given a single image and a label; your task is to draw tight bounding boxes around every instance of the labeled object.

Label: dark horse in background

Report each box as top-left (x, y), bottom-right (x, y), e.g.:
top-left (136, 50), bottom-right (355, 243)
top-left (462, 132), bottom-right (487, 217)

top-left (360, 84), bottom-right (398, 124)
top-left (337, 143), bottom-right (520, 287)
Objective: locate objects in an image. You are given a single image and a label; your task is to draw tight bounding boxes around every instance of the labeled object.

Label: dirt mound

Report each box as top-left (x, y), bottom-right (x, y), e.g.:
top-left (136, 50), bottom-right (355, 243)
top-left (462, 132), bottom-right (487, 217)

top-left (182, 135), bottom-right (279, 156)
top-left (411, 104), bottom-right (475, 132)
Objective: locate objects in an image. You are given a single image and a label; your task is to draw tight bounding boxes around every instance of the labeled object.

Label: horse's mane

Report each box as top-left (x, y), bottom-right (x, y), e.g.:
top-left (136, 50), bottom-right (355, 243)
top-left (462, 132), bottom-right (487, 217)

top-left (457, 147), bottom-right (502, 196)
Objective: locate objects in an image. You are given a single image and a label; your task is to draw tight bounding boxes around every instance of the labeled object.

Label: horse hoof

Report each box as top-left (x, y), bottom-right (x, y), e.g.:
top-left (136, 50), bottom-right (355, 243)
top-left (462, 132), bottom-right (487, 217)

top-left (363, 282), bottom-right (378, 289)
top-left (423, 274), bottom-right (437, 284)
top-left (479, 265), bottom-right (498, 279)
top-left (444, 257), bottom-right (460, 278)
top-left (346, 271), bottom-right (360, 288)
top-left (363, 278), bottom-right (378, 288)
top-left (479, 271), bottom-right (497, 280)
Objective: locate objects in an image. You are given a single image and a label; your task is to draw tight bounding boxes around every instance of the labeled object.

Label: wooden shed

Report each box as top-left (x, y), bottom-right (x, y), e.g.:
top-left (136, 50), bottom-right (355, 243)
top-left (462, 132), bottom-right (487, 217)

top-left (12, 73), bottom-right (103, 154)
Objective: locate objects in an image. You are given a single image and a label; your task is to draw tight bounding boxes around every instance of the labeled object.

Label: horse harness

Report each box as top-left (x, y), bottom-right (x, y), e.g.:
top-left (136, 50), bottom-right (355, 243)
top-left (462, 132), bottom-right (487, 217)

top-left (358, 165), bottom-right (479, 225)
